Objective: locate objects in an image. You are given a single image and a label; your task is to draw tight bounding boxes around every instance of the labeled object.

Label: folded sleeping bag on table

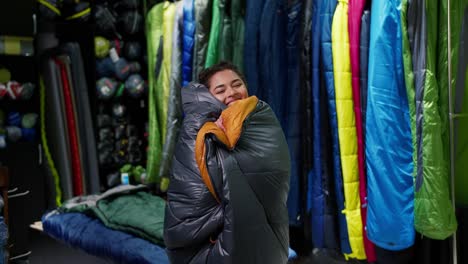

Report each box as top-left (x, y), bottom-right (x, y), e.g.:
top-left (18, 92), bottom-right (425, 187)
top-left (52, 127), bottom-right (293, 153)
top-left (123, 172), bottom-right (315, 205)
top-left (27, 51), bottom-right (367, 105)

top-left (42, 185), bottom-right (169, 264)
top-left (164, 83), bottom-right (291, 263)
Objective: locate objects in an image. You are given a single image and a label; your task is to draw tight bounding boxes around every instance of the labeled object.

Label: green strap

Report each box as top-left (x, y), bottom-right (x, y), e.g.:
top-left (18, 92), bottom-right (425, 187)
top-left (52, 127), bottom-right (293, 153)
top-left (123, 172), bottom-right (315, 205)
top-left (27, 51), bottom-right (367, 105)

top-left (40, 77), bottom-right (62, 206)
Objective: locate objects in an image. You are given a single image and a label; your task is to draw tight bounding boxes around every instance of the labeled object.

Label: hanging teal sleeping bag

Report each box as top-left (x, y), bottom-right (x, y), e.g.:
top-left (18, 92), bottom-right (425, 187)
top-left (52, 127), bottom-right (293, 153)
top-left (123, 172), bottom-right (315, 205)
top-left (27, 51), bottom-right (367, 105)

top-left (366, 0), bottom-right (415, 250)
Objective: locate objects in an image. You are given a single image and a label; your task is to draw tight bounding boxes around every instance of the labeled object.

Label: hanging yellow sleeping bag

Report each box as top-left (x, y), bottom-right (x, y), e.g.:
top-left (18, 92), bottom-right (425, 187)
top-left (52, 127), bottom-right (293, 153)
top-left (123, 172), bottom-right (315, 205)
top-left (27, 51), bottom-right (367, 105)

top-left (331, 0), bottom-right (366, 260)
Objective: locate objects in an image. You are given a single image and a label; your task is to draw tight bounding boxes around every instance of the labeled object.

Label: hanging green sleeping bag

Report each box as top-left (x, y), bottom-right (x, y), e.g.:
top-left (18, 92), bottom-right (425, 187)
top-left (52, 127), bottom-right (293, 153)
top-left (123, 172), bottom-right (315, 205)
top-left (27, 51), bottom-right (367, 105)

top-left (158, 1), bottom-right (184, 192)
top-left (400, 0), bottom-right (418, 212)
top-left (452, 1), bottom-right (468, 206)
top-left (192, 0), bottom-right (212, 80)
top-left (407, 0), bottom-right (458, 239)
top-left (146, 3), bottom-right (164, 183)
top-left (231, 0), bottom-right (244, 72)
top-left (159, 2), bottom-right (176, 143)
top-left (217, 0), bottom-right (233, 63)
top-left (205, 0), bottom-right (221, 67)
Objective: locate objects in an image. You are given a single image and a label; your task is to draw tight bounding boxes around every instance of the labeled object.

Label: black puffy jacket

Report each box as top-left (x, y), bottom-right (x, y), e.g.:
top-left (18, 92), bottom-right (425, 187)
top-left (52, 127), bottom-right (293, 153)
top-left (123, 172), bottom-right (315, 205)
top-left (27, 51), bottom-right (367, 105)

top-left (164, 83), bottom-right (290, 264)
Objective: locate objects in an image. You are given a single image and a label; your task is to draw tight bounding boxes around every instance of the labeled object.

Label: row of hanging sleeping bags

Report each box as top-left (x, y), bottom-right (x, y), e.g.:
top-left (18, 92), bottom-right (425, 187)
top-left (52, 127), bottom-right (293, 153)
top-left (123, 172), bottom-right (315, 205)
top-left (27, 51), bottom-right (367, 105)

top-left (143, 0), bottom-right (467, 260)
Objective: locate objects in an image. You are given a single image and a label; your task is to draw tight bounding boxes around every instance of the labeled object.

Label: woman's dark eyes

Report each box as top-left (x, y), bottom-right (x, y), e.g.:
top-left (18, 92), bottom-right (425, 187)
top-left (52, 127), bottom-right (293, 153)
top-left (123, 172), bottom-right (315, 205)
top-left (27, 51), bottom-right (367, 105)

top-left (216, 90), bottom-right (225, 94)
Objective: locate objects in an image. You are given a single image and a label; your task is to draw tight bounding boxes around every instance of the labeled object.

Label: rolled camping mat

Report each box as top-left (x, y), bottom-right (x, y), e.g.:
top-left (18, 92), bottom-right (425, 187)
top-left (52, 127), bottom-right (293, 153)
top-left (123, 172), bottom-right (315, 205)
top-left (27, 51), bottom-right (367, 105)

top-left (58, 54), bottom-right (88, 195)
top-left (63, 43), bottom-right (100, 194)
top-left (40, 54), bottom-right (72, 204)
top-left (55, 58), bottom-right (83, 196)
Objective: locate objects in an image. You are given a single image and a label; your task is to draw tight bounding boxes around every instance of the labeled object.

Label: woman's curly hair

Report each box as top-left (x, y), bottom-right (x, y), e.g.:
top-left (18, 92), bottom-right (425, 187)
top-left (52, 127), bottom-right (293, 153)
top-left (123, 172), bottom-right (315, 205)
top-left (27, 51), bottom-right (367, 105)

top-left (198, 61), bottom-right (247, 89)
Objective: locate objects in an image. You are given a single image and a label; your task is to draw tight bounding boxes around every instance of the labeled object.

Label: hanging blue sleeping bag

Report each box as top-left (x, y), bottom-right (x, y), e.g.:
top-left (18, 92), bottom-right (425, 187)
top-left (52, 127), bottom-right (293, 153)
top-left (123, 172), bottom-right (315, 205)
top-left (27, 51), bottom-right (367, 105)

top-left (360, 9), bottom-right (370, 140)
top-left (318, 0), bottom-right (351, 255)
top-left (366, 0), bottom-right (415, 250)
top-left (182, 0), bottom-right (195, 86)
top-left (309, 0), bottom-right (325, 248)
top-left (308, 0), bottom-right (339, 250)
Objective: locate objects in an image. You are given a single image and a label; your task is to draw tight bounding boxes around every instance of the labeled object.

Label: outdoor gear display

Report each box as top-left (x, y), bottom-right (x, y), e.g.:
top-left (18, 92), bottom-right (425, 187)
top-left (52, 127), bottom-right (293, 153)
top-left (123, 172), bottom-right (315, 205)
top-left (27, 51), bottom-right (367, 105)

top-left (0, 84), bottom-right (6, 99)
top-left (0, 110), bottom-right (39, 145)
top-left (124, 74), bottom-right (145, 98)
top-left (62, 1), bottom-right (91, 22)
top-left (21, 127), bottom-right (36, 141)
top-left (6, 126), bottom-right (22, 142)
top-left (4, 1), bottom-right (466, 263)
top-left (96, 57), bottom-right (115, 78)
top-left (96, 77), bottom-right (118, 100)
top-left (21, 113), bottom-right (38, 128)
top-left (37, 0), bottom-right (90, 21)
top-left (118, 11), bottom-right (144, 36)
top-left (0, 81), bottom-right (34, 101)
top-left (124, 41), bottom-right (143, 60)
top-left (0, 67), bottom-right (11, 83)
top-left (7, 111), bottom-right (21, 126)
top-left (19, 82), bottom-right (35, 100)
top-left (93, 0), bottom-right (149, 190)
top-left (95, 36), bottom-right (111, 59)
top-left (94, 4), bottom-right (120, 39)
top-left (37, 0), bottom-right (61, 20)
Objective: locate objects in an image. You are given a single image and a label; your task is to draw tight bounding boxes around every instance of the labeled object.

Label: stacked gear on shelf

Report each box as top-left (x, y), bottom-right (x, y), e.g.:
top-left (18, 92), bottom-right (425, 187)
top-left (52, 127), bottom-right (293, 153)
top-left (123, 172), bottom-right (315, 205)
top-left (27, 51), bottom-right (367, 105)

top-left (0, 110), bottom-right (38, 148)
top-left (39, 43), bottom-right (100, 204)
top-left (94, 0), bottom-right (148, 189)
top-left (0, 66), bottom-right (38, 148)
top-left (37, 0), bottom-right (91, 22)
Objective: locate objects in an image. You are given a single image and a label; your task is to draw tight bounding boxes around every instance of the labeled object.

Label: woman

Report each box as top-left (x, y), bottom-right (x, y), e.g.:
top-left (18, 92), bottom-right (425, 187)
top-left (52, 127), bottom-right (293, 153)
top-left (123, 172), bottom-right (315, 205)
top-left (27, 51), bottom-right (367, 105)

top-left (164, 61), bottom-right (290, 263)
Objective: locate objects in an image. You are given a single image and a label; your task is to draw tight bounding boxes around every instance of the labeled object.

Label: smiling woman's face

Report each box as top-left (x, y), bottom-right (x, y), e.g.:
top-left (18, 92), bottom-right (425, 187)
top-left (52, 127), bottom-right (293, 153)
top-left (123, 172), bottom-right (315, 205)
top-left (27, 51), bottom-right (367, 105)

top-left (208, 69), bottom-right (248, 106)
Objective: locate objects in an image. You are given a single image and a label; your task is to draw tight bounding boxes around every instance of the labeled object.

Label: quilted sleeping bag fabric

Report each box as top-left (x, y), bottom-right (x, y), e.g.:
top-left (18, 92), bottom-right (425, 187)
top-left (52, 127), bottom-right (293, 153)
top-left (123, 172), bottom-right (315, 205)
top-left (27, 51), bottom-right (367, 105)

top-left (360, 8), bottom-right (370, 144)
top-left (300, 0), bottom-right (312, 219)
top-left (158, 2), bottom-right (176, 144)
top-left (205, 0), bottom-right (221, 67)
top-left (146, 2), bottom-right (177, 184)
top-left (158, 1), bottom-right (184, 185)
top-left (231, 0), bottom-right (245, 72)
top-left (454, 3), bottom-right (468, 206)
top-left (182, 0), bottom-right (195, 86)
top-left (164, 83), bottom-right (290, 263)
top-left (244, 0), bottom-right (266, 97)
top-left (332, 0), bottom-right (366, 260)
top-left (192, 0), bottom-right (212, 80)
top-left (408, 0), bottom-right (458, 240)
top-left (217, 0), bottom-right (233, 62)
top-left (146, 3), bottom-right (164, 183)
top-left (309, 0), bottom-right (340, 251)
top-left (366, 0), bottom-right (415, 250)
top-left (348, 0), bottom-right (375, 261)
top-left (320, 0), bottom-right (352, 255)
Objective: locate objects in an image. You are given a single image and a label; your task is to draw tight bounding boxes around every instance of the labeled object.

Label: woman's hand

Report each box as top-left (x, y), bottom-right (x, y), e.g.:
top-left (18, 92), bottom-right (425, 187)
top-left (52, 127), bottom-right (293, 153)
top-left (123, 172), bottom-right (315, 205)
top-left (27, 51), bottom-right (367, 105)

top-left (215, 117), bottom-right (226, 132)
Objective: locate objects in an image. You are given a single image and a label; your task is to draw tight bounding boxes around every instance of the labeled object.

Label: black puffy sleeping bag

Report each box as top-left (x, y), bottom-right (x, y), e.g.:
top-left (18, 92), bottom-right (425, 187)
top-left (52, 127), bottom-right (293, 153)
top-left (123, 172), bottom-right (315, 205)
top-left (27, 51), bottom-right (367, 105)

top-left (164, 83), bottom-right (290, 263)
